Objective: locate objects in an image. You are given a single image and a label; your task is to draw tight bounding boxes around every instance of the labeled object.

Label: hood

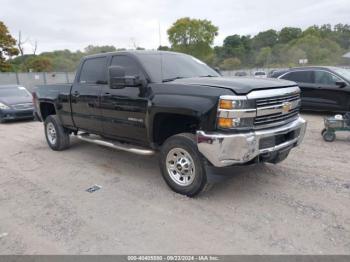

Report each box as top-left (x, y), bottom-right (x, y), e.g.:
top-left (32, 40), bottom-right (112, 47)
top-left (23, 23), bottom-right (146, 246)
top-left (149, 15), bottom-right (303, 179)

top-left (172, 77), bottom-right (297, 95)
top-left (0, 96), bottom-right (33, 106)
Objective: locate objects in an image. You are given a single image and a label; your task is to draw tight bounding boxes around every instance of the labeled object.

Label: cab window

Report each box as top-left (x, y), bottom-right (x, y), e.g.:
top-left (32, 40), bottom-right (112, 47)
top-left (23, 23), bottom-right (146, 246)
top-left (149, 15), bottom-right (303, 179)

top-left (111, 55), bottom-right (144, 77)
top-left (281, 71), bottom-right (313, 83)
top-left (79, 57), bottom-right (107, 84)
top-left (315, 71), bottom-right (341, 85)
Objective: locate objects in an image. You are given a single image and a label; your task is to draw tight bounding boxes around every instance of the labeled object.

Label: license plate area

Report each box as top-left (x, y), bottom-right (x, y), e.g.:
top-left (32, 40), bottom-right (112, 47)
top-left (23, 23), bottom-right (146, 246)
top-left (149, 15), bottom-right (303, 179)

top-left (259, 128), bottom-right (300, 150)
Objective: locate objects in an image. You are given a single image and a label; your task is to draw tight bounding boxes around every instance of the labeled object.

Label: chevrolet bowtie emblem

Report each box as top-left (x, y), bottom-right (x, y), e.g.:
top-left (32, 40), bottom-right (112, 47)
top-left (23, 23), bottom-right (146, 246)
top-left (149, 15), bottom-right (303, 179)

top-left (282, 102), bottom-right (293, 114)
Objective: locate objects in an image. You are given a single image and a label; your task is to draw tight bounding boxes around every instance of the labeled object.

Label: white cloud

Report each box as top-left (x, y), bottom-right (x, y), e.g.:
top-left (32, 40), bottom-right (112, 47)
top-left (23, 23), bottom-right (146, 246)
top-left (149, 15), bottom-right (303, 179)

top-left (1, 0), bottom-right (349, 53)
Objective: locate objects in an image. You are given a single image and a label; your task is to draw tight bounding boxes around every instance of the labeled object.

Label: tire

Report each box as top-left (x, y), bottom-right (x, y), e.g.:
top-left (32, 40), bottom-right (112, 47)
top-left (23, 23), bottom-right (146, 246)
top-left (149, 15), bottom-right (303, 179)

top-left (321, 128), bottom-right (327, 136)
top-left (323, 131), bottom-right (336, 142)
top-left (44, 115), bottom-right (70, 151)
top-left (159, 133), bottom-right (211, 197)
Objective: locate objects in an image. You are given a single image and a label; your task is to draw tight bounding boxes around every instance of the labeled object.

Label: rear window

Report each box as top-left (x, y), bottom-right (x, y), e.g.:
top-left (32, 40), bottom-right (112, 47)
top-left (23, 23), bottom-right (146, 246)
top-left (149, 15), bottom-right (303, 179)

top-left (79, 57), bottom-right (107, 84)
top-left (0, 86), bottom-right (30, 98)
top-left (281, 71), bottom-right (313, 83)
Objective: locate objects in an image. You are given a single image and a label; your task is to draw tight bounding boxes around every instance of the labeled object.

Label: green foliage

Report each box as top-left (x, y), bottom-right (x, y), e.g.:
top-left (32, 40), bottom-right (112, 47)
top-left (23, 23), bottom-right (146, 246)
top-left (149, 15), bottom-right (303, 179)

top-left (219, 57), bottom-right (241, 70)
top-left (167, 17), bottom-right (218, 61)
top-left (84, 45), bottom-right (117, 55)
top-left (0, 21), bottom-right (19, 72)
top-left (25, 56), bottom-right (53, 72)
top-left (214, 23), bottom-right (350, 68)
top-left (2, 19), bottom-right (350, 72)
top-left (279, 27), bottom-right (302, 44)
top-left (252, 29), bottom-right (278, 50)
top-left (255, 47), bottom-right (272, 67)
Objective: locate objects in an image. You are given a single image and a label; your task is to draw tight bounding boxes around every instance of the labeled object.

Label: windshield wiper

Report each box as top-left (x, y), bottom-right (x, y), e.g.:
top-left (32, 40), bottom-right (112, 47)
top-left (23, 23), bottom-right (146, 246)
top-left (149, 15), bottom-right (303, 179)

top-left (162, 76), bottom-right (187, 82)
top-left (199, 75), bottom-right (218, 78)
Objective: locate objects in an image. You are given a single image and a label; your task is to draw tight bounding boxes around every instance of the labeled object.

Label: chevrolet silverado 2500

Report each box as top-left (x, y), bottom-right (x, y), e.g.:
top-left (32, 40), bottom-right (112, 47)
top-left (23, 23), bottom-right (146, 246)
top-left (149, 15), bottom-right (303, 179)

top-left (34, 51), bottom-right (307, 196)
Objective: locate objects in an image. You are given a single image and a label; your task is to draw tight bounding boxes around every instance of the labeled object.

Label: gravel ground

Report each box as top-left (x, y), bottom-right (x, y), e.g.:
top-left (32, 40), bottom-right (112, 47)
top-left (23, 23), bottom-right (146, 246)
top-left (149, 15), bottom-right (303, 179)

top-left (0, 113), bottom-right (349, 254)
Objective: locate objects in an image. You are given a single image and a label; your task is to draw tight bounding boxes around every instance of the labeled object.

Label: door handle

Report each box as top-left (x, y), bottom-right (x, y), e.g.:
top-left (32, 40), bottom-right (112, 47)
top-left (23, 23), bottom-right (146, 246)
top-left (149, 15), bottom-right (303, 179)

top-left (73, 91), bottom-right (80, 97)
top-left (104, 92), bottom-right (112, 97)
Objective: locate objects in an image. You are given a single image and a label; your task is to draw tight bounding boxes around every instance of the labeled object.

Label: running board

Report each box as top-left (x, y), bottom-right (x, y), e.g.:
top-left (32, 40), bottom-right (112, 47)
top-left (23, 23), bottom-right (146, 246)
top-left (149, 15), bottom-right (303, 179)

top-left (76, 133), bottom-right (155, 156)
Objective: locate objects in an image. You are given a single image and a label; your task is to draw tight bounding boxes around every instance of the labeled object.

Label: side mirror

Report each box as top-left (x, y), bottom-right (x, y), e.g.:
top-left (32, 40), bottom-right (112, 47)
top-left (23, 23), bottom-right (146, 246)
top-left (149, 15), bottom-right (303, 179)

top-left (335, 81), bottom-right (347, 88)
top-left (109, 66), bottom-right (126, 89)
top-left (108, 66), bottom-right (142, 89)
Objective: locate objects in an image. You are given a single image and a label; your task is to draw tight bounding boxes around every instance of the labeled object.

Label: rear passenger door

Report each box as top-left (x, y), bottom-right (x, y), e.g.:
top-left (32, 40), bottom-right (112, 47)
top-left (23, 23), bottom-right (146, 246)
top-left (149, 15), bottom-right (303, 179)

top-left (71, 56), bottom-right (107, 133)
top-left (281, 70), bottom-right (316, 109)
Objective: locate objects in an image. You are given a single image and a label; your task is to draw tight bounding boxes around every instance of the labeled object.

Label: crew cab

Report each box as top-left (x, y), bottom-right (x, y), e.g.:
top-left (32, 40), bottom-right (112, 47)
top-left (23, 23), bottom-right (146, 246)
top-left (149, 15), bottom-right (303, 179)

top-left (33, 51), bottom-right (307, 196)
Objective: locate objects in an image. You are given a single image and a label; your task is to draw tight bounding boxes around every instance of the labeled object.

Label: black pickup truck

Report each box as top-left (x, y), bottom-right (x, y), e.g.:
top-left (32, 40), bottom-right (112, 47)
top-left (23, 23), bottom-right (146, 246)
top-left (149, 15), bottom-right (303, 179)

top-left (34, 51), bottom-right (307, 196)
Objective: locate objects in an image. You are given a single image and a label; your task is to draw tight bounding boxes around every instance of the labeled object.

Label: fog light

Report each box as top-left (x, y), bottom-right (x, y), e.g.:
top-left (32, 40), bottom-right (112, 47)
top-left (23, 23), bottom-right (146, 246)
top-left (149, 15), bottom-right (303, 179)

top-left (218, 117), bottom-right (233, 128)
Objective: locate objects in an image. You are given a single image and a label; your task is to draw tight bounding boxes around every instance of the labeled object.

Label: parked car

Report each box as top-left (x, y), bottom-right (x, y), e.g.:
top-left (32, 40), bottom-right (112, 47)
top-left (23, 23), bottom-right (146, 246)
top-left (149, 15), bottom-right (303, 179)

top-left (253, 71), bottom-right (267, 78)
top-left (0, 85), bottom-right (34, 123)
top-left (33, 51), bottom-right (306, 196)
top-left (234, 71), bottom-right (248, 77)
top-left (272, 66), bottom-right (350, 112)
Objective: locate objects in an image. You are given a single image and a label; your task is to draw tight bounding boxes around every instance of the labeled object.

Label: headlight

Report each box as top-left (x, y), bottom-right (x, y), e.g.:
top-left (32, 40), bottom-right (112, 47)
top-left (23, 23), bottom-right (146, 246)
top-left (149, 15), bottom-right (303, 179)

top-left (0, 102), bottom-right (10, 110)
top-left (217, 96), bottom-right (256, 129)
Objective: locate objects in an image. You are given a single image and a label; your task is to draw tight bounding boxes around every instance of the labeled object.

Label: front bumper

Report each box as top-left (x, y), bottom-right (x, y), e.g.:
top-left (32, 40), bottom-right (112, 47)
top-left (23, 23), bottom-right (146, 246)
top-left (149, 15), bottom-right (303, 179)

top-left (197, 116), bottom-right (307, 167)
top-left (0, 108), bottom-right (34, 121)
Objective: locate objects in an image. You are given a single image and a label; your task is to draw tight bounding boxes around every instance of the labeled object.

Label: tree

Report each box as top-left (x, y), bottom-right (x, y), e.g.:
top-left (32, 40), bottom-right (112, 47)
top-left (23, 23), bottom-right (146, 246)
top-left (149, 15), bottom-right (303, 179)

top-left (167, 17), bottom-right (218, 60)
top-left (25, 56), bottom-right (52, 72)
top-left (0, 21), bottom-right (19, 71)
top-left (255, 47), bottom-right (272, 66)
top-left (84, 45), bottom-right (117, 55)
top-left (279, 27), bottom-right (302, 44)
top-left (219, 57), bottom-right (241, 70)
top-left (252, 29), bottom-right (278, 50)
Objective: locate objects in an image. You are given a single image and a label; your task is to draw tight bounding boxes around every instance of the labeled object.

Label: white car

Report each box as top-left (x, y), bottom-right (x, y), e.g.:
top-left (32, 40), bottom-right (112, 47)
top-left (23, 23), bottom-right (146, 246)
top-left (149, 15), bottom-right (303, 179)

top-left (254, 71), bottom-right (267, 78)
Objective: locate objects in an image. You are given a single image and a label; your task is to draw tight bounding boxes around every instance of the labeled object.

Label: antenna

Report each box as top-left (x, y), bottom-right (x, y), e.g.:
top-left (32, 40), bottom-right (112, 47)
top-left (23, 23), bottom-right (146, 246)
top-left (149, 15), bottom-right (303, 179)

top-left (158, 21), bottom-right (161, 48)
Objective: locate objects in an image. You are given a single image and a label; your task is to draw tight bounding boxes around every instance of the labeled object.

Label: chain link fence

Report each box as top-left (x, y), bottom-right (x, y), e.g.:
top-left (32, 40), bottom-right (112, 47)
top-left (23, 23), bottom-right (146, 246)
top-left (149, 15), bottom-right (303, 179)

top-left (1, 67), bottom-right (349, 92)
top-left (0, 72), bottom-right (76, 92)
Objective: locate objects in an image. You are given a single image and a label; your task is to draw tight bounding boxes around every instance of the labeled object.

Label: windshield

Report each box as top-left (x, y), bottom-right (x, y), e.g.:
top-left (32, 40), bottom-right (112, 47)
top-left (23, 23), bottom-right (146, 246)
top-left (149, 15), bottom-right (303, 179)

top-left (0, 87), bottom-right (31, 98)
top-left (332, 67), bottom-right (350, 81)
top-left (136, 53), bottom-right (220, 82)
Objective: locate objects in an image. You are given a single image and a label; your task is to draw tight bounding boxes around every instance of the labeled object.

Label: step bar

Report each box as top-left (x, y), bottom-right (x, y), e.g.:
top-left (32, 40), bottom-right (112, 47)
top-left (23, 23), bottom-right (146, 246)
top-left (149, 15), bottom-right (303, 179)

top-left (76, 133), bottom-right (155, 156)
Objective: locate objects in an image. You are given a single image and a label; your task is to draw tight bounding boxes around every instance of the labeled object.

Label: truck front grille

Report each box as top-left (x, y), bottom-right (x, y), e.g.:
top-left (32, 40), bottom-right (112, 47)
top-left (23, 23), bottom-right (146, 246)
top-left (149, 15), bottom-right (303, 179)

top-left (254, 93), bottom-right (301, 129)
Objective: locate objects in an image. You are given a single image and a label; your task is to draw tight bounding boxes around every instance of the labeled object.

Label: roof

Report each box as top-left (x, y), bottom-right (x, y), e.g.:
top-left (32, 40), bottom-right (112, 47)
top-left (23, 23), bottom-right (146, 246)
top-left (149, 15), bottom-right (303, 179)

top-left (288, 66), bottom-right (339, 71)
top-left (84, 50), bottom-right (182, 59)
top-left (0, 84), bottom-right (22, 89)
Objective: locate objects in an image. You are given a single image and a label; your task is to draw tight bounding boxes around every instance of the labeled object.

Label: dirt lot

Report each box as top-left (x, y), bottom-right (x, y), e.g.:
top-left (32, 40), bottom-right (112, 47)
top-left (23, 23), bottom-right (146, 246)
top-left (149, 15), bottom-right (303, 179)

top-left (0, 113), bottom-right (349, 254)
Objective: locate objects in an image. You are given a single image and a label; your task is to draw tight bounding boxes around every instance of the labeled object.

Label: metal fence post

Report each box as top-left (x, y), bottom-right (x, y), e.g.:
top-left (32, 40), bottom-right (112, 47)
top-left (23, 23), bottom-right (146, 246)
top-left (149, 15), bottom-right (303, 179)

top-left (65, 72), bottom-right (69, 83)
top-left (43, 72), bottom-right (47, 84)
top-left (15, 72), bottom-right (20, 85)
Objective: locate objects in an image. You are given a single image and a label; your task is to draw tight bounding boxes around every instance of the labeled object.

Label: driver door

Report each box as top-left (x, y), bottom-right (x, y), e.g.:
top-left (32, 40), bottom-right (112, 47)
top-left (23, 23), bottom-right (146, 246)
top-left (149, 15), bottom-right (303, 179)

top-left (100, 55), bottom-right (149, 145)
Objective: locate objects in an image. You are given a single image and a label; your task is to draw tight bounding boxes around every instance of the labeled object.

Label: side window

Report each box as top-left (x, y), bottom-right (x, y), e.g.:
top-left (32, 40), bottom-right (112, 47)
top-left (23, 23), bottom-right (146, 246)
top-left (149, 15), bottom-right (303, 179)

top-left (281, 71), bottom-right (313, 83)
top-left (315, 71), bottom-right (341, 85)
top-left (79, 57), bottom-right (107, 84)
top-left (111, 56), bottom-right (143, 77)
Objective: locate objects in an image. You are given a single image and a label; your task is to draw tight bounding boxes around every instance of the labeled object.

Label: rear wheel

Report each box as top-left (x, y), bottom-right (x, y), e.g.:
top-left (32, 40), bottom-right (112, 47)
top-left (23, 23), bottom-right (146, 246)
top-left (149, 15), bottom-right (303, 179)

top-left (321, 128), bottom-right (327, 136)
top-left (323, 131), bottom-right (336, 142)
top-left (44, 115), bottom-right (70, 150)
top-left (159, 133), bottom-right (211, 197)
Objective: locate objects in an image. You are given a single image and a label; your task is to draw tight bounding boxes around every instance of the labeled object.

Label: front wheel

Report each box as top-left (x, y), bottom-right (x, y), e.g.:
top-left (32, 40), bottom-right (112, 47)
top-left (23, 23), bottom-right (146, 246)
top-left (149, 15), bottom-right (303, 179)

top-left (159, 133), bottom-right (211, 197)
top-left (44, 115), bottom-right (70, 150)
top-left (323, 131), bottom-right (336, 142)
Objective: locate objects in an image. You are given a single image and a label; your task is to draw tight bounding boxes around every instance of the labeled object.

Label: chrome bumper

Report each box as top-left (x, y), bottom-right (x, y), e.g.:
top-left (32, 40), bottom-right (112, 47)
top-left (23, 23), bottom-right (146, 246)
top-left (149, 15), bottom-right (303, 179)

top-left (197, 116), bottom-right (307, 167)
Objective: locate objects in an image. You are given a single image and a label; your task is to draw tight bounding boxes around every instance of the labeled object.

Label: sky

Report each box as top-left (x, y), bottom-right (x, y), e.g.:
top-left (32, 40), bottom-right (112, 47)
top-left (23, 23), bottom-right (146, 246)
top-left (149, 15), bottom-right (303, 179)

top-left (1, 0), bottom-right (350, 54)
